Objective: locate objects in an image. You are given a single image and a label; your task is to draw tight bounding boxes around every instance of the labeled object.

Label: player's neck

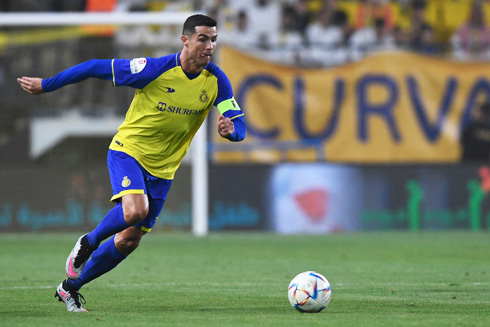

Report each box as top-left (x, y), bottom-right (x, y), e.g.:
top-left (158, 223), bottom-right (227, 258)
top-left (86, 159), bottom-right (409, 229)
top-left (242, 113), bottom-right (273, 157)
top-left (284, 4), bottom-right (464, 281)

top-left (179, 51), bottom-right (204, 75)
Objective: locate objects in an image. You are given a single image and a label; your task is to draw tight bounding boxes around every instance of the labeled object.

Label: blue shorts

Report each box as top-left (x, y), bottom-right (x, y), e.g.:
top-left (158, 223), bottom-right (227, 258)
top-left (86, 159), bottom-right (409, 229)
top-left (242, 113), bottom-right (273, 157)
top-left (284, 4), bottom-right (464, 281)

top-left (107, 149), bottom-right (172, 232)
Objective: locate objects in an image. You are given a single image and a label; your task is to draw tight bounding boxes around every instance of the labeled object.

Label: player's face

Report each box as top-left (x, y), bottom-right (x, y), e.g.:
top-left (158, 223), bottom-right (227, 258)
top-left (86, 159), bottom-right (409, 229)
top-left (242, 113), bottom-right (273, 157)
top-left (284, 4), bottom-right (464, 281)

top-left (184, 26), bottom-right (217, 67)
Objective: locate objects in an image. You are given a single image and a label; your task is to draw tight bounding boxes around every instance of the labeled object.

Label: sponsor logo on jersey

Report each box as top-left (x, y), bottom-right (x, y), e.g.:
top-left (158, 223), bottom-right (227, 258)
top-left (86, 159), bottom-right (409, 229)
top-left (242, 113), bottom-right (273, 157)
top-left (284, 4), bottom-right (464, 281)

top-left (157, 102), bottom-right (202, 116)
top-left (122, 176), bottom-right (131, 187)
top-left (130, 58), bottom-right (147, 74)
top-left (164, 87), bottom-right (176, 93)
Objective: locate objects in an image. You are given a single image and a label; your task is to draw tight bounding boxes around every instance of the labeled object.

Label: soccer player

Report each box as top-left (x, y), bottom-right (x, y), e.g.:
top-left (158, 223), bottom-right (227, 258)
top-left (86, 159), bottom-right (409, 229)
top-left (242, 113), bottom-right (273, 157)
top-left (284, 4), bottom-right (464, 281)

top-left (17, 14), bottom-right (246, 312)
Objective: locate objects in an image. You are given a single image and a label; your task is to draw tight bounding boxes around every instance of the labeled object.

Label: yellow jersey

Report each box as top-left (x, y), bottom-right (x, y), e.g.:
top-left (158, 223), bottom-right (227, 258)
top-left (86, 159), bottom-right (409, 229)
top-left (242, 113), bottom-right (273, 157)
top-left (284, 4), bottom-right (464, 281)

top-left (108, 53), bottom-right (243, 179)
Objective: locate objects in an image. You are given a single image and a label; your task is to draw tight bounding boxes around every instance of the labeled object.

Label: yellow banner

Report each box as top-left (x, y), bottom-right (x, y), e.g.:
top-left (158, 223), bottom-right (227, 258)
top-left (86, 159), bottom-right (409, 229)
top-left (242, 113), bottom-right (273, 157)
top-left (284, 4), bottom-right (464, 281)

top-left (216, 46), bottom-right (490, 163)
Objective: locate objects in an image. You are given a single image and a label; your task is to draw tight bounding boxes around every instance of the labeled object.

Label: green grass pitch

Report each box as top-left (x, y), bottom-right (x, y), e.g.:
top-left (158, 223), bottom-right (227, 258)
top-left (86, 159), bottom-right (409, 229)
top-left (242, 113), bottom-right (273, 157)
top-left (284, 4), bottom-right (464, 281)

top-left (0, 232), bottom-right (489, 326)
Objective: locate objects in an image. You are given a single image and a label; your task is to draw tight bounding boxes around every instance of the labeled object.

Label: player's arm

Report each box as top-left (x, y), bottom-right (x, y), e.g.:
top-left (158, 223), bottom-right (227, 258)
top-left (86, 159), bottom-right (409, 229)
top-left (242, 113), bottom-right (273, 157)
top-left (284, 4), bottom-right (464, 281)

top-left (17, 59), bottom-right (113, 94)
top-left (216, 98), bottom-right (246, 142)
top-left (214, 68), bottom-right (246, 142)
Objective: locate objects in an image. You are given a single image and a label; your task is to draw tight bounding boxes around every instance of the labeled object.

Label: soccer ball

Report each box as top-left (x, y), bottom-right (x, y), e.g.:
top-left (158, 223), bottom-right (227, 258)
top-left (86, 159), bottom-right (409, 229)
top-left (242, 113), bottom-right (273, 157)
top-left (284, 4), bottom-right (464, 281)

top-left (288, 271), bottom-right (331, 313)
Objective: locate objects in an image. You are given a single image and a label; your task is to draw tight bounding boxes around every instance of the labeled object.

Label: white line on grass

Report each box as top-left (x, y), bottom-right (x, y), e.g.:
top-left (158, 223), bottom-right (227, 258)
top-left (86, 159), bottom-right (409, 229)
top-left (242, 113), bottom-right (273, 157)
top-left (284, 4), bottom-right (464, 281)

top-left (0, 285), bottom-right (55, 290)
top-left (107, 282), bottom-right (271, 288)
top-left (2, 281), bottom-right (489, 291)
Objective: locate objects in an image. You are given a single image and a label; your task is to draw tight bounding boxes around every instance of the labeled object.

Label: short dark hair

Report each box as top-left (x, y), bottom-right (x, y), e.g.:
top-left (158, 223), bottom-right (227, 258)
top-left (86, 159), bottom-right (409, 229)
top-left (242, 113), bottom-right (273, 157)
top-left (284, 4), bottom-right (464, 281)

top-left (182, 14), bottom-right (217, 36)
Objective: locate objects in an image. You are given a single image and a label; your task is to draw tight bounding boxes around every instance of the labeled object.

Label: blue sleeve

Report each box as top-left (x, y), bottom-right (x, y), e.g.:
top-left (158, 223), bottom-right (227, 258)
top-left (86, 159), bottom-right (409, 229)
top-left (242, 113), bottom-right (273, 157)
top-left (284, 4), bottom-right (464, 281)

top-left (112, 56), bottom-right (175, 89)
top-left (212, 65), bottom-right (234, 106)
top-left (222, 112), bottom-right (246, 142)
top-left (208, 63), bottom-right (246, 142)
top-left (41, 59), bottom-right (113, 92)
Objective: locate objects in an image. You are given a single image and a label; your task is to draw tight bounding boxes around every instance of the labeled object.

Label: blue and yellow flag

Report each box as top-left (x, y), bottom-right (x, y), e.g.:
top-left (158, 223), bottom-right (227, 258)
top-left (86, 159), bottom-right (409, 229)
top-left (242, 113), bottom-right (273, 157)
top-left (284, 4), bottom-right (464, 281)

top-left (217, 46), bottom-right (490, 163)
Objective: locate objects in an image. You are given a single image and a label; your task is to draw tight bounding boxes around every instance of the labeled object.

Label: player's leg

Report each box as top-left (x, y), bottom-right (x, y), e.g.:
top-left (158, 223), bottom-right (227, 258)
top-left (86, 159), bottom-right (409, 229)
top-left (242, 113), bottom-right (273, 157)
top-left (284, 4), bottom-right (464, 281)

top-left (65, 150), bottom-right (148, 280)
top-left (63, 176), bottom-right (171, 291)
top-left (57, 196), bottom-right (163, 309)
top-left (114, 222), bottom-right (147, 255)
top-left (55, 226), bottom-right (145, 311)
top-left (86, 193), bottom-right (149, 246)
top-left (65, 194), bottom-right (149, 280)
top-left (67, 227), bottom-right (144, 288)
top-left (56, 159), bottom-right (172, 311)
top-left (87, 151), bottom-right (150, 246)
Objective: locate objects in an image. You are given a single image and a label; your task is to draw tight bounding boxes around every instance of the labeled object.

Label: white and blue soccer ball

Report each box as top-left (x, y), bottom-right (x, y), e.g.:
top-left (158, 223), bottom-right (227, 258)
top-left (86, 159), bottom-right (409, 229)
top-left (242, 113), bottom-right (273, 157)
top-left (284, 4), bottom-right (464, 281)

top-left (288, 271), bottom-right (332, 313)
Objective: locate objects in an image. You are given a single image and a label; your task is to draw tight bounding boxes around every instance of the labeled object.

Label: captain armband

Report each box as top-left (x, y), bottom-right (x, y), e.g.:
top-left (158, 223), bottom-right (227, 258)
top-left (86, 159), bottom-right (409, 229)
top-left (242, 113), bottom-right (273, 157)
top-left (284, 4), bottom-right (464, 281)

top-left (217, 97), bottom-right (244, 119)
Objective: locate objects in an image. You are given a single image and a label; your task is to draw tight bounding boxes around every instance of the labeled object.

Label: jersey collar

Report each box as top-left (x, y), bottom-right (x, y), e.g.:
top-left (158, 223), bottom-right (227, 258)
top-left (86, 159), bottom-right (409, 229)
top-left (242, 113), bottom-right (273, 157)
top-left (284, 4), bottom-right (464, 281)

top-left (176, 52), bottom-right (205, 80)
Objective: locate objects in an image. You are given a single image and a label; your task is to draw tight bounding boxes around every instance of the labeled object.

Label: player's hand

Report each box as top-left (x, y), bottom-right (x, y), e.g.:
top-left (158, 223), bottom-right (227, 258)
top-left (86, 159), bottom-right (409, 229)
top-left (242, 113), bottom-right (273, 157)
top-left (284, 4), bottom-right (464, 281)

top-left (217, 115), bottom-right (234, 138)
top-left (17, 76), bottom-right (44, 94)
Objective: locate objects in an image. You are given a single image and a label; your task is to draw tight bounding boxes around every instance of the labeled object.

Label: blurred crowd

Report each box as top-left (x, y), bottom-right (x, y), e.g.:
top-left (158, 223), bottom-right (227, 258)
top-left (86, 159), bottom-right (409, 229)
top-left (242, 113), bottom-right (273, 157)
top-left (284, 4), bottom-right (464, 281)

top-left (204, 0), bottom-right (490, 66)
top-left (2, 0), bottom-right (490, 66)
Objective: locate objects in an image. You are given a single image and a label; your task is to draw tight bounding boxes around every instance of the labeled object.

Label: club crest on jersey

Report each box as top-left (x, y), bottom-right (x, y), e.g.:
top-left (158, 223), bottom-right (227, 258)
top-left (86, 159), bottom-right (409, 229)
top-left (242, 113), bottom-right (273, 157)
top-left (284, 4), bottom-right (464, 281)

top-left (130, 58), bottom-right (147, 74)
top-left (122, 176), bottom-right (131, 187)
top-left (199, 90), bottom-right (208, 103)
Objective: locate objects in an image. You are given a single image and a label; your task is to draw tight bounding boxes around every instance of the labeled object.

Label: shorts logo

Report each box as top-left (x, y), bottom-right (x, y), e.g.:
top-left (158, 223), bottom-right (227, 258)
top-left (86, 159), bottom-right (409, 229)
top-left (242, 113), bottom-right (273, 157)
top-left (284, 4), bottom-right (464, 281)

top-left (199, 89), bottom-right (208, 103)
top-left (122, 176), bottom-right (131, 187)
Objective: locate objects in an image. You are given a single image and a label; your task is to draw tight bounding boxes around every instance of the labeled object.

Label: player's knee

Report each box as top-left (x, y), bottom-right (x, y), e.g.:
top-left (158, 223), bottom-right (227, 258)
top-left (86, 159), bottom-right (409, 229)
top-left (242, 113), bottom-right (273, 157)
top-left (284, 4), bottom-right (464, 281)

top-left (123, 206), bottom-right (149, 225)
top-left (122, 195), bottom-right (149, 225)
top-left (115, 234), bottom-right (142, 255)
